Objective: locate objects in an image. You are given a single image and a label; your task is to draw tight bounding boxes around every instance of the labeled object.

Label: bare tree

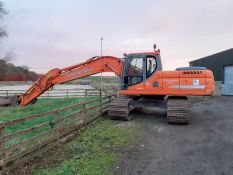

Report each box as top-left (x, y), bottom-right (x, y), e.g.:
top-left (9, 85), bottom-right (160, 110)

top-left (3, 51), bottom-right (15, 62)
top-left (0, 1), bottom-right (8, 80)
top-left (0, 1), bottom-right (7, 38)
top-left (0, 1), bottom-right (8, 60)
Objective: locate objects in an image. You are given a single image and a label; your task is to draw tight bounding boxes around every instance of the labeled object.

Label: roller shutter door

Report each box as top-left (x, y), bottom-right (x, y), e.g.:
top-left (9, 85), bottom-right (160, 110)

top-left (222, 65), bottom-right (233, 95)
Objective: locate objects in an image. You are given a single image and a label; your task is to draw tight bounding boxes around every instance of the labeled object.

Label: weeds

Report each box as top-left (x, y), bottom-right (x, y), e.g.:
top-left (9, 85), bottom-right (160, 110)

top-left (33, 116), bottom-right (139, 175)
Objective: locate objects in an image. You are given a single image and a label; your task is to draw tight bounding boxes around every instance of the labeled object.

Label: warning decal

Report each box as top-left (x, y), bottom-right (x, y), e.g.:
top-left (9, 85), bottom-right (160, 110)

top-left (193, 79), bottom-right (199, 86)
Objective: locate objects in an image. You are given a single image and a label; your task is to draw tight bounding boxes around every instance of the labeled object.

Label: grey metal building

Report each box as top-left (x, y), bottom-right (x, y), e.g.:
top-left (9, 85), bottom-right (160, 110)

top-left (189, 48), bottom-right (233, 95)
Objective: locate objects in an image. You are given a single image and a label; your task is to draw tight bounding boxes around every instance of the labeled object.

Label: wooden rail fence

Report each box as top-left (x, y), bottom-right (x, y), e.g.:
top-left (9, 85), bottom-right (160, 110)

top-left (0, 88), bottom-right (119, 98)
top-left (0, 94), bottom-right (116, 174)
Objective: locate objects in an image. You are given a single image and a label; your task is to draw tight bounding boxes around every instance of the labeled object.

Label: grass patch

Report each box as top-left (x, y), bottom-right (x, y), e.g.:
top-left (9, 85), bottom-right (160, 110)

top-left (0, 97), bottom-right (97, 122)
top-left (0, 97), bottom-right (98, 147)
top-left (32, 116), bottom-right (140, 175)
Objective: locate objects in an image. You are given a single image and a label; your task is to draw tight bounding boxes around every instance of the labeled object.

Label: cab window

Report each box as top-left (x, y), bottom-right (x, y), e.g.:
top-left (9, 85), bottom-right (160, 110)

top-left (146, 56), bottom-right (157, 78)
top-left (125, 57), bottom-right (143, 86)
top-left (127, 57), bottom-right (143, 76)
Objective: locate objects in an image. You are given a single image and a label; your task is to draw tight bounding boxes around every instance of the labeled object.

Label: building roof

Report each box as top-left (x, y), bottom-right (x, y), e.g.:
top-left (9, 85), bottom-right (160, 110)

top-left (189, 48), bottom-right (233, 63)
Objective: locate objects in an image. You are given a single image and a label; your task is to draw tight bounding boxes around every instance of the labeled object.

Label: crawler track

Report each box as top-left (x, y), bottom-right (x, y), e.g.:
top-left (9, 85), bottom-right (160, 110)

top-left (167, 96), bottom-right (191, 124)
top-left (108, 95), bottom-right (134, 120)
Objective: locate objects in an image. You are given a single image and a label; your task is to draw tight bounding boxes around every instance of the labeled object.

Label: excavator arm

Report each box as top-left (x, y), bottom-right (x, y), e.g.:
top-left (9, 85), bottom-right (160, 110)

top-left (18, 56), bottom-right (123, 106)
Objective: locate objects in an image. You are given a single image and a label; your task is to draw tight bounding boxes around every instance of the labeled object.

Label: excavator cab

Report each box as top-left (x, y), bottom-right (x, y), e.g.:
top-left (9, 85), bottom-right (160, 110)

top-left (121, 52), bottom-right (162, 90)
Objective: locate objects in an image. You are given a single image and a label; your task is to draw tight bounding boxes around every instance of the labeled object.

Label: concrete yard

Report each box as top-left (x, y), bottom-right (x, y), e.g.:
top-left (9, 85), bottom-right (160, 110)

top-left (115, 96), bottom-right (233, 175)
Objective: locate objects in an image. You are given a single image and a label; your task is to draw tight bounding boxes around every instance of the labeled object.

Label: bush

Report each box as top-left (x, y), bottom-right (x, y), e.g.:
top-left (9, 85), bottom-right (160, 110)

top-left (0, 59), bottom-right (40, 81)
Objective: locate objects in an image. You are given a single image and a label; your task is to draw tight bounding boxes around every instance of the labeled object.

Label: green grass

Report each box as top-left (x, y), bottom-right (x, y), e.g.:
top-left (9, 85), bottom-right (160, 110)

top-left (0, 97), bottom-right (140, 174)
top-left (32, 116), bottom-right (140, 175)
top-left (0, 97), bottom-right (97, 122)
top-left (0, 97), bottom-right (98, 147)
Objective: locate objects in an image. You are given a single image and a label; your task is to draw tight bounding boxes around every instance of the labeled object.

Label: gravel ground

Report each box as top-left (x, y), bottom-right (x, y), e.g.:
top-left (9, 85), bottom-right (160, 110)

top-left (115, 96), bottom-right (233, 175)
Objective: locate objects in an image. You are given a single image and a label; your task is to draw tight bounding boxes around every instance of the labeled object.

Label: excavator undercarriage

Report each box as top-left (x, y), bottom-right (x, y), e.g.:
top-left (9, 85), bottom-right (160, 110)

top-left (108, 95), bottom-right (191, 124)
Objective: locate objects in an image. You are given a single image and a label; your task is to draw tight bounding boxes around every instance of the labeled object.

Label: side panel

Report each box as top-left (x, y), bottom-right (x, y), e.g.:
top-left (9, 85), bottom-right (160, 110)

top-left (206, 78), bottom-right (215, 95)
top-left (120, 70), bottom-right (215, 96)
top-left (177, 70), bottom-right (206, 92)
top-left (179, 78), bottom-right (206, 91)
top-left (162, 71), bottom-right (180, 93)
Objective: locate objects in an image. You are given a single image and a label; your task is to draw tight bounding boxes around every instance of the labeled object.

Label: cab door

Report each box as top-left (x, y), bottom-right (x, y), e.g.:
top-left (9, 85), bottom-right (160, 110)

top-left (144, 55), bottom-right (162, 92)
top-left (121, 55), bottom-right (145, 91)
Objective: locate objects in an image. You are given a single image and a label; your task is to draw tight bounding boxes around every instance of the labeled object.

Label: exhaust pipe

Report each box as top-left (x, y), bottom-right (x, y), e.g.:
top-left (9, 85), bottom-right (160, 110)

top-left (0, 95), bottom-right (19, 107)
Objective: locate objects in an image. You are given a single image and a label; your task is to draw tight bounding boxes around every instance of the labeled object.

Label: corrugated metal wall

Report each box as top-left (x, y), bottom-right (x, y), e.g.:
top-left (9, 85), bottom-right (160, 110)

top-left (190, 48), bottom-right (233, 82)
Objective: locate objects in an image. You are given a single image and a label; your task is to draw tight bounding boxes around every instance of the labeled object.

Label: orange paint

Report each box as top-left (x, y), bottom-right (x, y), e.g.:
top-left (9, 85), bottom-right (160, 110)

top-left (19, 52), bottom-right (215, 106)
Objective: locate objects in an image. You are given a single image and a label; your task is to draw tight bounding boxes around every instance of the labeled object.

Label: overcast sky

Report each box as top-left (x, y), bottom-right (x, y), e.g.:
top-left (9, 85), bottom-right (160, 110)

top-left (1, 0), bottom-right (233, 73)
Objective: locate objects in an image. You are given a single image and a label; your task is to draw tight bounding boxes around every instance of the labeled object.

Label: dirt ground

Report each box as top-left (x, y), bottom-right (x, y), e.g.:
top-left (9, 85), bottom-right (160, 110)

top-left (115, 96), bottom-right (233, 175)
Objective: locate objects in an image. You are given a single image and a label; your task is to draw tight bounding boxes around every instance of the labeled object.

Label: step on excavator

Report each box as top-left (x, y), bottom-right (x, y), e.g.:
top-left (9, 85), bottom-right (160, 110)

top-left (0, 45), bottom-right (215, 124)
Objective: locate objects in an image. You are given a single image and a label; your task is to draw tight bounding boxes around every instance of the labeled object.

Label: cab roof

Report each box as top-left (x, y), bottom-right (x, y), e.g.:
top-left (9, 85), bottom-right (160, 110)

top-left (128, 51), bottom-right (160, 56)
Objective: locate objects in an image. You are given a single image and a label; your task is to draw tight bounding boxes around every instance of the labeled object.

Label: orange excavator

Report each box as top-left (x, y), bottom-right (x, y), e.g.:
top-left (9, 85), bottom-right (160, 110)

top-left (2, 45), bottom-right (215, 124)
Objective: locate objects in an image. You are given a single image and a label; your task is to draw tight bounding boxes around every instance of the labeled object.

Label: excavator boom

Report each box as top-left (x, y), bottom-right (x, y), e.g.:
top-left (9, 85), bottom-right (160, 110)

top-left (18, 56), bottom-right (123, 106)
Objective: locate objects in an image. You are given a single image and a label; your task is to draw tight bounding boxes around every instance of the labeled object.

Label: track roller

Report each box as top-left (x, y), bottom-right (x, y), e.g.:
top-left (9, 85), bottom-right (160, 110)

top-left (167, 96), bottom-right (191, 125)
top-left (108, 95), bottom-right (134, 121)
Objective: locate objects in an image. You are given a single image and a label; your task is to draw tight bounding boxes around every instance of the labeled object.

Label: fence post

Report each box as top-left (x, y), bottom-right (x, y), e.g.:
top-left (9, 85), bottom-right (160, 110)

top-left (55, 109), bottom-right (59, 133)
top-left (105, 96), bottom-right (111, 112)
top-left (82, 103), bottom-right (87, 125)
top-left (55, 109), bottom-right (60, 143)
top-left (99, 90), bottom-right (102, 97)
top-left (100, 97), bottom-right (102, 114)
top-left (0, 124), bottom-right (5, 169)
top-left (66, 89), bottom-right (69, 98)
top-left (85, 89), bottom-right (87, 98)
top-left (6, 90), bottom-right (8, 97)
top-left (109, 96), bottom-right (112, 103)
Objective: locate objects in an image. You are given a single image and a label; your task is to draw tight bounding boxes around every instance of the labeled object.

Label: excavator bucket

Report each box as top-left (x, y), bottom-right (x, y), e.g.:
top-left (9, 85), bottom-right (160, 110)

top-left (0, 95), bottom-right (19, 107)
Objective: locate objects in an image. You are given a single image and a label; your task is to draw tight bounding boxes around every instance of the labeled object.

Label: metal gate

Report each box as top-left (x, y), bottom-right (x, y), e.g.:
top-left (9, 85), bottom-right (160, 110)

top-left (222, 65), bottom-right (233, 95)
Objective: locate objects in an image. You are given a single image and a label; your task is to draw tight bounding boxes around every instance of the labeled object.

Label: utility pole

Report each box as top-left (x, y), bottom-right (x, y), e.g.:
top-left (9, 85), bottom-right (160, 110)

top-left (101, 36), bottom-right (103, 57)
top-left (100, 36), bottom-right (103, 90)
